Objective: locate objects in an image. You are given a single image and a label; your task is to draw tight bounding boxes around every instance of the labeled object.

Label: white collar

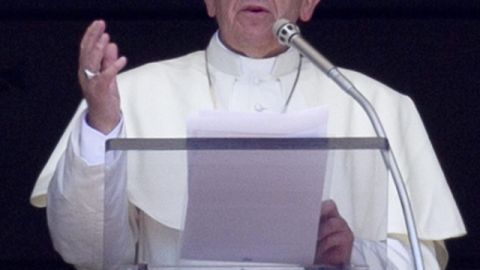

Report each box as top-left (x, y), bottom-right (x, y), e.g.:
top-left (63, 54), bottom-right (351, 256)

top-left (206, 32), bottom-right (301, 78)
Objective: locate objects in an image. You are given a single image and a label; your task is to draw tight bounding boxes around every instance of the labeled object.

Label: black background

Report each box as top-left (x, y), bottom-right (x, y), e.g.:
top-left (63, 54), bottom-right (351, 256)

top-left (1, 1), bottom-right (479, 269)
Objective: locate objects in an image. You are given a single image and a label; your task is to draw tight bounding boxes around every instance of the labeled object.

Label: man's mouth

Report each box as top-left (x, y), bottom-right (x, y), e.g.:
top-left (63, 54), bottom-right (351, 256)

top-left (242, 5), bottom-right (269, 14)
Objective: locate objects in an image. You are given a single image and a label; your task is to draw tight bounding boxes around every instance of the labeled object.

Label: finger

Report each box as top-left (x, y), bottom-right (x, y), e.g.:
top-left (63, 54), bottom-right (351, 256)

top-left (81, 33), bottom-right (110, 71)
top-left (318, 233), bottom-right (342, 255)
top-left (318, 216), bottom-right (347, 241)
top-left (80, 20), bottom-right (106, 52)
top-left (320, 199), bottom-right (340, 222)
top-left (317, 230), bottom-right (353, 258)
top-left (102, 43), bottom-right (119, 71)
top-left (316, 233), bottom-right (352, 266)
top-left (100, 56), bottom-right (127, 83)
top-left (79, 20), bottom-right (109, 73)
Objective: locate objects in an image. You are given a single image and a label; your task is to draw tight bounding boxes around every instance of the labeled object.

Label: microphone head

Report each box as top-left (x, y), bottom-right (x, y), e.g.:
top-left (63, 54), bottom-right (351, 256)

top-left (273, 19), bottom-right (300, 46)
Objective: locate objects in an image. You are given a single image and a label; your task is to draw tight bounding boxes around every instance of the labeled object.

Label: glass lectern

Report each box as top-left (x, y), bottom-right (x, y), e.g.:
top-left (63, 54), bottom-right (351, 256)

top-left (104, 138), bottom-right (389, 270)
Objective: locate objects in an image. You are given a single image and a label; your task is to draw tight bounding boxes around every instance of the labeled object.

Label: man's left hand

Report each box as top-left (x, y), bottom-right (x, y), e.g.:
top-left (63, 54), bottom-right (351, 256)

top-left (315, 200), bottom-right (354, 266)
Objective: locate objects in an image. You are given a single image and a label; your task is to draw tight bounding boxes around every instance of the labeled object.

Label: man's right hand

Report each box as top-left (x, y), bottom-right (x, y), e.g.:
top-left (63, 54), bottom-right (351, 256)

top-left (78, 20), bottom-right (127, 134)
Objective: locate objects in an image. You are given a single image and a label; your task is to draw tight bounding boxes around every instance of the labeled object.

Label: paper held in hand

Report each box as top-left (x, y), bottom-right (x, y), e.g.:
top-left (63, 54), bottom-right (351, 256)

top-left (181, 107), bottom-right (329, 265)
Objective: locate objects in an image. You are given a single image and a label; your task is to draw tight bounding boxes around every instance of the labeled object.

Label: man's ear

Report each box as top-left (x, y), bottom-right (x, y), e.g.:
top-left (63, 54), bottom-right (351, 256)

top-left (299, 0), bottom-right (321, 22)
top-left (204, 0), bottom-right (216, 18)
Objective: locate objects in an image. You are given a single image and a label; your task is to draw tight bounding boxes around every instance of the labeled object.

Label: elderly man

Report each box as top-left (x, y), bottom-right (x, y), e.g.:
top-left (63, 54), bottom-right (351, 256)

top-left (30, 0), bottom-right (465, 269)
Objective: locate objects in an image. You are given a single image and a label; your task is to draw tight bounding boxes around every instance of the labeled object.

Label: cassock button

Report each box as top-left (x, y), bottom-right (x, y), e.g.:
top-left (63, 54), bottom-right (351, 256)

top-left (254, 103), bottom-right (267, 112)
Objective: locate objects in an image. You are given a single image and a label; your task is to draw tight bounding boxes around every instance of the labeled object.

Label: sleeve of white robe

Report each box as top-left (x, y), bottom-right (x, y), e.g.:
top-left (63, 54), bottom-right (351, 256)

top-left (351, 238), bottom-right (443, 270)
top-left (46, 111), bottom-right (135, 270)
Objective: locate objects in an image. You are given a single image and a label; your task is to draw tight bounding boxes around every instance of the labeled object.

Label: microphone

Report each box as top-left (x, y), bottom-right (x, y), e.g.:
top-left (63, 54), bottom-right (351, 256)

top-left (273, 19), bottom-right (365, 103)
top-left (273, 19), bottom-right (425, 270)
top-left (273, 19), bottom-right (334, 74)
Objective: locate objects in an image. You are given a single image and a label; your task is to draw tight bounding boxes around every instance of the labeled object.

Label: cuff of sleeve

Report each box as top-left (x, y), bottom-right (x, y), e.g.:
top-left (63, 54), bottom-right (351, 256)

top-left (80, 111), bottom-right (124, 166)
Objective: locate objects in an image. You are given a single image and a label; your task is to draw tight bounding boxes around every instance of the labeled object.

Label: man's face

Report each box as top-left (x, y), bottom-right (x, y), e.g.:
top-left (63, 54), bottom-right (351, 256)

top-left (204, 0), bottom-right (320, 58)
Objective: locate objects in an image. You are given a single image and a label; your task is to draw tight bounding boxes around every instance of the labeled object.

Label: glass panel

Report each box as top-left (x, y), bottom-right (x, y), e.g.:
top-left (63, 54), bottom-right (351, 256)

top-left (105, 138), bottom-right (388, 270)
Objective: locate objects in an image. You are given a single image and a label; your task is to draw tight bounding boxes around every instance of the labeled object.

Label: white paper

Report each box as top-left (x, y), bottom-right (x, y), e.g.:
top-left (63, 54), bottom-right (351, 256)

top-left (187, 107), bottom-right (328, 138)
top-left (180, 108), bottom-right (328, 265)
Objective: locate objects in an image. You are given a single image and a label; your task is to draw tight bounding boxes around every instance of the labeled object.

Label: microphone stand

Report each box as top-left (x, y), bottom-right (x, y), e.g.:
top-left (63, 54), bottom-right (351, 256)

top-left (274, 20), bottom-right (425, 270)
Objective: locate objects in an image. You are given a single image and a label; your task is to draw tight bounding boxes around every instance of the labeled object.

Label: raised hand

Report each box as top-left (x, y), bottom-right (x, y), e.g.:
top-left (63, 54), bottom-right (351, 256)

top-left (78, 20), bottom-right (127, 134)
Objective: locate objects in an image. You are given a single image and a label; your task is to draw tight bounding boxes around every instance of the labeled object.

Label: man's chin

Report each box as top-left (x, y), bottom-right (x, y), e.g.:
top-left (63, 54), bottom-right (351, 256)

top-left (239, 27), bottom-right (276, 44)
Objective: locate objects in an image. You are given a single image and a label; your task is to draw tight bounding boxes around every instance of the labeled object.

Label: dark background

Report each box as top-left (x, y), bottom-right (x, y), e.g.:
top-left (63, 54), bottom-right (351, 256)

top-left (1, 1), bottom-right (479, 269)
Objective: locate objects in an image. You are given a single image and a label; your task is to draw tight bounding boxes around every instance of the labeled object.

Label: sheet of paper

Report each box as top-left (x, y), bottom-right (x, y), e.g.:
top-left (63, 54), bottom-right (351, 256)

top-left (186, 107), bottom-right (328, 138)
top-left (180, 108), bottom-right (328, 265)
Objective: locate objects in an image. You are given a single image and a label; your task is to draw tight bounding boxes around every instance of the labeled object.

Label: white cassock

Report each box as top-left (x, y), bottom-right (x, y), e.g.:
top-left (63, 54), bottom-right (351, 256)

top-left (30, 33), bottom-right (466, 270)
